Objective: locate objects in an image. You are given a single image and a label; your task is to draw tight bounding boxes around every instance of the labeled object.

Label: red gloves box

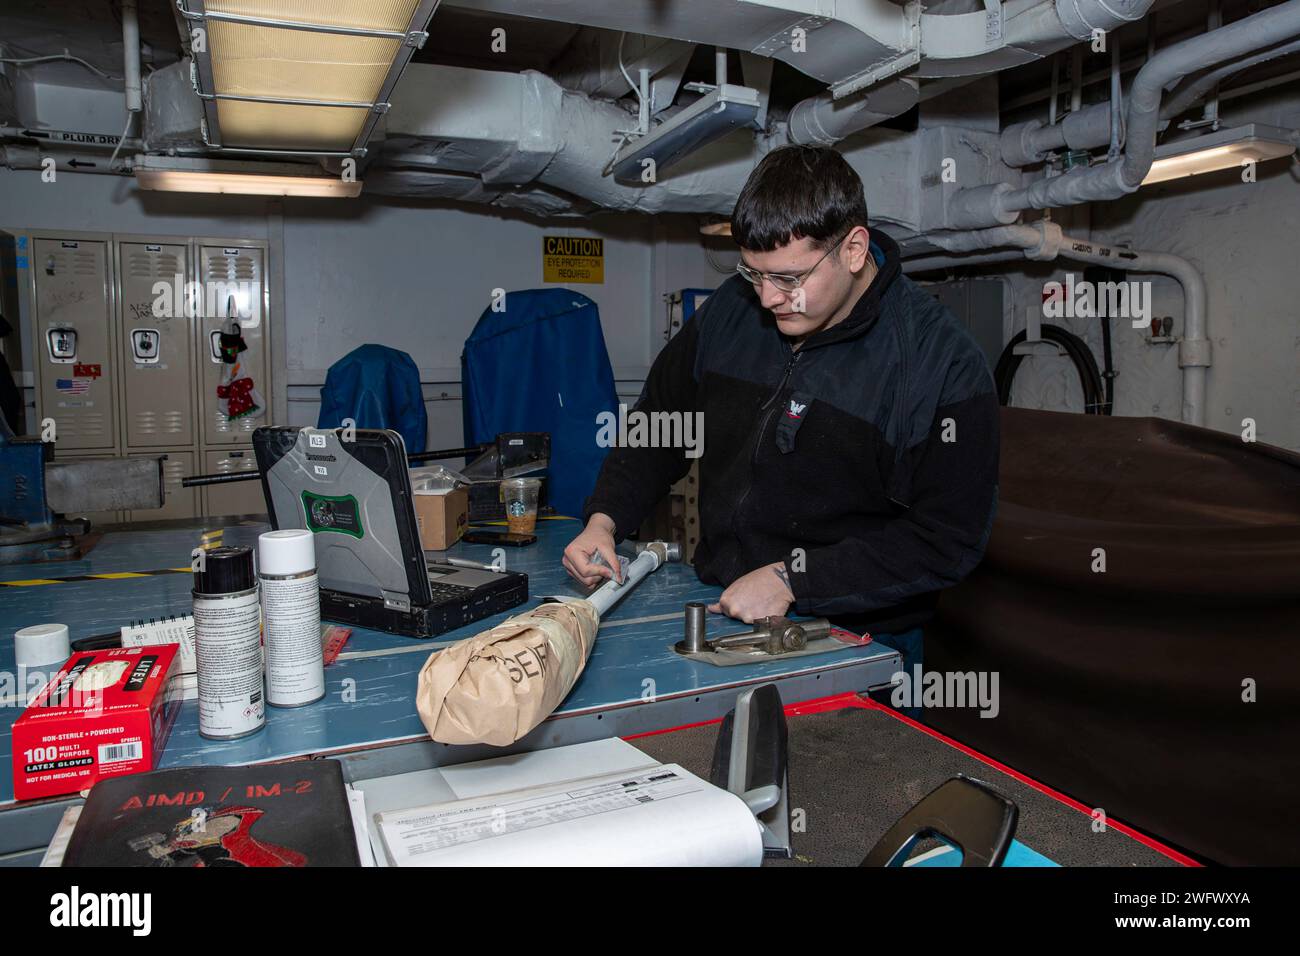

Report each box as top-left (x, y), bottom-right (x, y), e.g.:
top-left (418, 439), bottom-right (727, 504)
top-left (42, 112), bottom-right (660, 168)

top-left (11, 645), bottom-right (183, 801)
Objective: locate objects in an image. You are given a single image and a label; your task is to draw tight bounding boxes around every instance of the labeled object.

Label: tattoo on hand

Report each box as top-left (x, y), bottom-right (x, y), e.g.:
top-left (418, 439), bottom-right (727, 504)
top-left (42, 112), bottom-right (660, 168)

top-left (773, 564), bottom-right (790, 590)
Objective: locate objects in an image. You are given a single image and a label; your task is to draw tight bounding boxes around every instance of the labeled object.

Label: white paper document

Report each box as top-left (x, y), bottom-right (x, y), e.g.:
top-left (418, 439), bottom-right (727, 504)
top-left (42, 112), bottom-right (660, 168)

top-left (375, 762), bottom-right (762, 867)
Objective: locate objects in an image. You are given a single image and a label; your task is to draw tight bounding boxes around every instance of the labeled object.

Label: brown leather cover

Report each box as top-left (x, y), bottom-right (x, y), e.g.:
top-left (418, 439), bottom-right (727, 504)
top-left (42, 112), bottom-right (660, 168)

top-left (926, 408), bottom-right (1300, 865)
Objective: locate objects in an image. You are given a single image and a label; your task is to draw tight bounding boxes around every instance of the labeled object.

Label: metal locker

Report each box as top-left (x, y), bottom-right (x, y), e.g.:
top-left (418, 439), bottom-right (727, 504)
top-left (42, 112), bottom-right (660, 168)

top-left (31, 238), bottom-right (116, 450)
top-left (202, 447), bottom-right (266, 518)
top-left (129, 450), bottom-right (197, 521)
top-left (117, 241), bottom-right (195, 447)
top-left (197, 244), bottom-right (268, 445)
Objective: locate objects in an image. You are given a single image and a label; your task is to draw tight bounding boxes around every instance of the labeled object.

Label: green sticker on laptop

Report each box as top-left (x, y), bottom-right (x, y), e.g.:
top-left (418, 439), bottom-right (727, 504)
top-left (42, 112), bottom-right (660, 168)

top-left (302, 490), bottom-right (364, 539)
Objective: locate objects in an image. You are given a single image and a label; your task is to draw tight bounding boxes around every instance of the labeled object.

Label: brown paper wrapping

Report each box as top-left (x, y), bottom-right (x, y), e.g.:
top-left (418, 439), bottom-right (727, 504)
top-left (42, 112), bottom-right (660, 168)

top-left (415, 597), bottom-right (600, 746)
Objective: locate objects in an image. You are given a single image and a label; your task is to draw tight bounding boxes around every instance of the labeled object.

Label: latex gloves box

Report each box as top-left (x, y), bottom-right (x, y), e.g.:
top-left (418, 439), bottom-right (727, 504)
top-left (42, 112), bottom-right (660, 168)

top-left (11, 645), bottom-right (183, 801)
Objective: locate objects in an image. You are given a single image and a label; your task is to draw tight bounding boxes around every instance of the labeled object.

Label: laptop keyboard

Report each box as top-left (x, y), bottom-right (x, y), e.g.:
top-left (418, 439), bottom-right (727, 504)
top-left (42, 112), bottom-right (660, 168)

top-left (427, 581), bottom-right (472, 601)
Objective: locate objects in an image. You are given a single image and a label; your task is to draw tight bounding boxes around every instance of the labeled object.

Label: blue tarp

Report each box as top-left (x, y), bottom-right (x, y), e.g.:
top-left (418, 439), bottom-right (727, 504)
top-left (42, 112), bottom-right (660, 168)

top-left (318, 344), bottom-right (427, 454)
top-left (462, 289), bottom-right (619, 520)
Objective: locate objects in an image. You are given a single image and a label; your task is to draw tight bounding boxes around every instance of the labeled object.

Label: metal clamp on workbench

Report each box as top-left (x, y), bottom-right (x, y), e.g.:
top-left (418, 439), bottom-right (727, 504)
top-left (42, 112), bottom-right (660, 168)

top-left (673, 601), bottom-right (847, 667)
top-left (710, 683), bottom-right (792, 859)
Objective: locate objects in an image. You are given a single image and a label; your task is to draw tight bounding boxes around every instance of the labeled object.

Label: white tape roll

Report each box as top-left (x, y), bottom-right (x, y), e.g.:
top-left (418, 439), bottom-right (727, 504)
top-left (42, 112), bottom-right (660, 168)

top-left (14, 623), bottom-right (71, 669)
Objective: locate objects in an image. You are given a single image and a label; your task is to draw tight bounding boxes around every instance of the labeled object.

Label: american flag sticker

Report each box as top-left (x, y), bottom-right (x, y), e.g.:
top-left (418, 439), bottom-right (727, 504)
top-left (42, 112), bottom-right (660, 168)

top-left (56, 378), bottom-right (90, 395)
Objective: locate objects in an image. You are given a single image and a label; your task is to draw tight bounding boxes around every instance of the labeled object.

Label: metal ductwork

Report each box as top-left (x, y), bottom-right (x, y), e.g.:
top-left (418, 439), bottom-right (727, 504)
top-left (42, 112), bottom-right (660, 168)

top-left (377, 64), bottom-right (777, 214)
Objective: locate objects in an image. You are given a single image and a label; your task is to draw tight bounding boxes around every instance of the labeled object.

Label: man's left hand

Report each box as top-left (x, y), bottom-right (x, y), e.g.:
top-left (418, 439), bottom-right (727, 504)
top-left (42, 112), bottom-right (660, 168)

top-left (707, 561), bottom-right (794, 624)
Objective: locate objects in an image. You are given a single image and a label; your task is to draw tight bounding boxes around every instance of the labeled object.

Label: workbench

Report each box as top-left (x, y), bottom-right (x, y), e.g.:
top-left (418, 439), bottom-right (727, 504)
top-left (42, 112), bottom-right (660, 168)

top-left (0, 516), bottom-right (1192, 867)
top-left (0, 515), bottom-right (903, 864)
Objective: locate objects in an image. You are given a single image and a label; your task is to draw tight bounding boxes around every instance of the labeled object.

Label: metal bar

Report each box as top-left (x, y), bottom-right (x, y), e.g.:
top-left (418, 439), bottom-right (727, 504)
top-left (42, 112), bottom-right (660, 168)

top-left (1108, 36), bottom-right (1123, 160)
top-left (1049, 53), bottom-right (1059, 127)
top-left (197, 90), bottom-right (382, 110)
top-left (349, 0), bottom-right (441, 156)
top-left (1204, 0), bottom-right (1222, 126)
top-left (184, 0), bottom-right (223, 147)
top-left (198, 145), bottom-right (360, 158)
top-left (176, 3), bottom-right (410, 40)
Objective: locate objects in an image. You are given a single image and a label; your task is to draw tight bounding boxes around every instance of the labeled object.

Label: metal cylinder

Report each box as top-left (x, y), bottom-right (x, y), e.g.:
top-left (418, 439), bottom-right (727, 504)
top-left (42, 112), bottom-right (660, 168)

top-left (683, 602), bottom-right (707, 653)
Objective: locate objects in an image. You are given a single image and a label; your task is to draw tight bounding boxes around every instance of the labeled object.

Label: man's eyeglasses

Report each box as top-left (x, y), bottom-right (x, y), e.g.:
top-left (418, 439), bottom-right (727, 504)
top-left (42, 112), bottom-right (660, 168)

top-left (736, 233), bottom-right (848, 293)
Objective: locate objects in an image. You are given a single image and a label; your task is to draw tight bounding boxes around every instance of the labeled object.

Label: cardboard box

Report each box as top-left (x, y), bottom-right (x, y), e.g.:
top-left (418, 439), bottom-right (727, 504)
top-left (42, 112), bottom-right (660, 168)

top-left (11, 645), bottom-right (183, 801)
top-left (414, 487), bottom-right (469, 551)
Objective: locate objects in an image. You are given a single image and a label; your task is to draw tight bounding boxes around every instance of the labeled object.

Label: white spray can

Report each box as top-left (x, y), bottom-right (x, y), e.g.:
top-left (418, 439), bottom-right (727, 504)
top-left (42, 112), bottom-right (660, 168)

top-left (258, 529), bottom-right (325, 707)
top-left (192, 546), bottom-right (265, 739)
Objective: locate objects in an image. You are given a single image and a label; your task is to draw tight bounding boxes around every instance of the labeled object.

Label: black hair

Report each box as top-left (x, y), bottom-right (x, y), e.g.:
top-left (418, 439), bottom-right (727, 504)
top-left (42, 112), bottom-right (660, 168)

top-left (730, 145), bottom-right (869, 252)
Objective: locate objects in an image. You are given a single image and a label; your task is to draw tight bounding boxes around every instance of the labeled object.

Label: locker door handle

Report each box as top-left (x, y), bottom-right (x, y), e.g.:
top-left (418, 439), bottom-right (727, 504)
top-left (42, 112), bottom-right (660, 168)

top-left (131, 329), bottom-right (161, 364)
top-left (47, 327), bottom-right (77, 363)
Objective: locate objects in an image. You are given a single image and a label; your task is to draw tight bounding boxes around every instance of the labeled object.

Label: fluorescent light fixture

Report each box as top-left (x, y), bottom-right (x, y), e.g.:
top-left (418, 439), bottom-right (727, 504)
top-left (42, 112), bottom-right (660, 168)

top-left (134, 156), bottom-right (362, 197)
top-left (699, 221), bottom-right (733, 237)
top-left (611, 84), bottom-right (761, 184)
top-left (1143, 123), bottom-right (1296, 186)
top-left (177, 0), bottom-right (440, 156)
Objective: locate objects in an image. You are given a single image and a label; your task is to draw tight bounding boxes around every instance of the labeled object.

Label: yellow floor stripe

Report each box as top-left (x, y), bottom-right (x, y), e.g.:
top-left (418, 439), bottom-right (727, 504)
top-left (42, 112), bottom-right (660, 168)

top-left (2, 579), bottom-right (64, 587)
top-left (91, 572), bottom-right (150, 579)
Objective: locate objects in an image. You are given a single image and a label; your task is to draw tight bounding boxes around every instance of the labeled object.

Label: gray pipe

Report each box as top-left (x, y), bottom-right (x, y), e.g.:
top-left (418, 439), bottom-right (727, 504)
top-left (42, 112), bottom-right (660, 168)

top-left (1002, 31), bottom-right (1300, 165)
top-left (981, 0), bottom-right (1300, 218)
top-left (1053, 234), bottom-right (1210, 426)
top-left (925, 222), bottom-right (1062, 256)
top-left (903, 248), bottom-right (1035, 273)
top-left (123, 0), bottom-right (142, 113)
top-left (787, 79), bottom-right (919, 147)
top-left (1162, 35), bottom-right (1300, 119)
top-left (586, 546), bottom-right (663, 617)
top-left (903, 222), bottom-right (1210, 425)
top-left (1003, 0), bottom-right (1154, 46)
top-left (1121, 0), bottom-right (1300, 189)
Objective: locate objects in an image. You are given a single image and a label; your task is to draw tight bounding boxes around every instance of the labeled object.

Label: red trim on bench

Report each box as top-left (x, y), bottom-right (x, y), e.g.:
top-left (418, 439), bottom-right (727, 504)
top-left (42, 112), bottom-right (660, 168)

top-left (625, 691), bottom-right (1200, 867)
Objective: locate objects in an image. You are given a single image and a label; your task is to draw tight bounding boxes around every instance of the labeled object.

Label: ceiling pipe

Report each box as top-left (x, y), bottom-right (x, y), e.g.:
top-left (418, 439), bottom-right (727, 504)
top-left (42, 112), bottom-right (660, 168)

top-left (1161, 34), bottom-right (1300, 119)
top-left (787, 78), bottom-right (919, 146)
top-left (1003, 34), bottom-right (1300, 165)
top-left (902, 247), bottom-right (1036, 272)
top-left (122, 0), bottom-right (142, 114)
top-left (952, 0), bottom-right (1300, 225)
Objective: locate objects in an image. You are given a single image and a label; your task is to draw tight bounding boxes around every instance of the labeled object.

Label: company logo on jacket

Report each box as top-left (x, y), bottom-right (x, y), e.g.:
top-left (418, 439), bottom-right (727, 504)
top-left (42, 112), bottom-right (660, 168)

top-left (786, 400), bottom-right (806, 420)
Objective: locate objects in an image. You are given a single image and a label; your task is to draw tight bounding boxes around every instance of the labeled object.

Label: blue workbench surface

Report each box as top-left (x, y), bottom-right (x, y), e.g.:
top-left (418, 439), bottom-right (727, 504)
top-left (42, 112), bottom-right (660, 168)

top-left (0, 517), bottom-right (897, 806)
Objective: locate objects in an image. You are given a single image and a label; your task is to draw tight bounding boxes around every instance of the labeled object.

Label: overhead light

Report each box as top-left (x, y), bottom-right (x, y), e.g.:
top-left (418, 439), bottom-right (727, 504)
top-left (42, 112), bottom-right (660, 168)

top-left (611, 84), bottom-right (761, 184)
top-left (699, 221), bottom-right (732, 237)
top-left (134, 156), bottom-right (362, 197)
top-left (1143, 123), bottom-right (1296, 186)
top-left (175, 0), bottom-right (440, 157)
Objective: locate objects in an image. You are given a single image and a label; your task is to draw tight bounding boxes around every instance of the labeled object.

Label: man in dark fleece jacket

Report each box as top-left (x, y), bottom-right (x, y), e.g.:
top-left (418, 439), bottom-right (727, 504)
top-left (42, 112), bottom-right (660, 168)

top-left (564, 145), bottom-right (998, 660)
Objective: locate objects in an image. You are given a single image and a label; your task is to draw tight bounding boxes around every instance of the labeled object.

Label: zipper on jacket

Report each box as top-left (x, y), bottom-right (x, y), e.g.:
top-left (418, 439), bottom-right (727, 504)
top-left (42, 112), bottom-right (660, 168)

top-left (887, 312), bottom-right (911, 506)
top-left (730, 348), bottom-right (802, 540)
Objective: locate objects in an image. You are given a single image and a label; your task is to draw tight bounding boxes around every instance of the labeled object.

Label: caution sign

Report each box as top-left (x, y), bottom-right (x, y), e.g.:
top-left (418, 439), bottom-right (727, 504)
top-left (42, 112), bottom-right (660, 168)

top-left (543, 236), bottom-right (604, 284)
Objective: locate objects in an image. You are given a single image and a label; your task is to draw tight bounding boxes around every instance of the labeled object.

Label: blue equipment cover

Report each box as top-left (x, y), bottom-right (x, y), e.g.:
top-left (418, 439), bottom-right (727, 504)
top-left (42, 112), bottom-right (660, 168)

top-left (318, 344), bottom-right (428, 454)
top-left (461, 289), bottom-right (618, 519)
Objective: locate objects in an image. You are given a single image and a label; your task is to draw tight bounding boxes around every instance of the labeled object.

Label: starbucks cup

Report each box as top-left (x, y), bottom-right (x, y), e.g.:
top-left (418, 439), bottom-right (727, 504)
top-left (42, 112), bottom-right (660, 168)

top-left (500, 477), bottom-right (541, 533)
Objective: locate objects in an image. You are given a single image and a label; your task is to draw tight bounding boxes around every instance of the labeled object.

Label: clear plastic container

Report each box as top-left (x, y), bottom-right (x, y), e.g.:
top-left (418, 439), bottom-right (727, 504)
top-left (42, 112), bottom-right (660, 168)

top-left (500, 477), bottom-right (541, 533)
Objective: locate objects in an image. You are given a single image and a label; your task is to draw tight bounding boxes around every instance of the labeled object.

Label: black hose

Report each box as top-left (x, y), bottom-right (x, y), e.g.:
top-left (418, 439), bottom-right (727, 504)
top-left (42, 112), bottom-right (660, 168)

top-left (994, 324), bottom-right (1109, 415)
top-left (1085, 266), bottom-right (1120, 415)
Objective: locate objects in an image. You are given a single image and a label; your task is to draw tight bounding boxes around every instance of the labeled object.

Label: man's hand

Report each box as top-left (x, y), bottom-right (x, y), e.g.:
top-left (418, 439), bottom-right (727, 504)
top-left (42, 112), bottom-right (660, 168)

top-left (707, 561), bottom-right (794, 624)
top-left (562, 513), bottom-right (624, 588)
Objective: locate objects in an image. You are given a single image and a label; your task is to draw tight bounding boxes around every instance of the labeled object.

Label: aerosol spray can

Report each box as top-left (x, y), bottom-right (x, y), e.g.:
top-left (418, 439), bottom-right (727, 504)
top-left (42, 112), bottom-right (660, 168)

top-left (258, 529), bottom-right (325, 707)
top-left (192, 546), bottom-right (265, 740)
